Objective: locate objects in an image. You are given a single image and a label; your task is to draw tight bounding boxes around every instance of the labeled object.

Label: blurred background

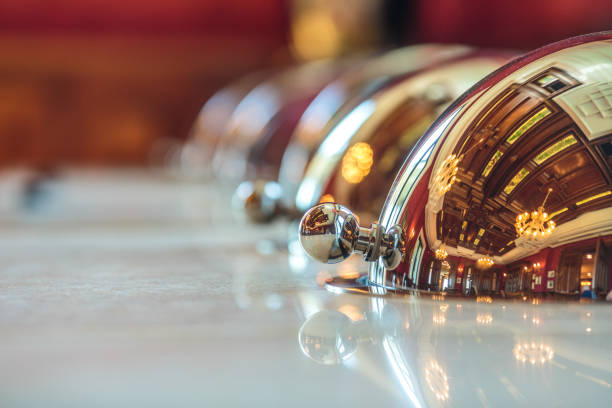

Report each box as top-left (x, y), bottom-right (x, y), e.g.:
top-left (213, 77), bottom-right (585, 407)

top-left (1, 0), bottom-right (611, 168)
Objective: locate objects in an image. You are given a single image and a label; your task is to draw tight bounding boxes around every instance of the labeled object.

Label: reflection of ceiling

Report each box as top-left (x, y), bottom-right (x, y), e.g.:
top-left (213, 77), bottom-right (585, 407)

top-left (436, 67), bottom-right (612, 261)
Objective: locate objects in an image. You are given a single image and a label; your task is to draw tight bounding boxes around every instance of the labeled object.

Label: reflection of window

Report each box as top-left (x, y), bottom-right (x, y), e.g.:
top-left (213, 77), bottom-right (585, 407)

top-left (546, 81), bottom-right (567, 92)
top-left (534, 73), bottom-right (569, 93)
top-left (504, 167), bottom-right (530, 194)
top-left (600, 141), bottom-right (612, 168)
top-left (533, 134), bottom-right (577, 165)
top-left (537, 75), bottom-right (556, 86)
top-left (482, 150), bottom-right (503, 177)
top-left (506, 107), bottom-right (551, 145)
top-left (409, 237), bottom-right (424, 284)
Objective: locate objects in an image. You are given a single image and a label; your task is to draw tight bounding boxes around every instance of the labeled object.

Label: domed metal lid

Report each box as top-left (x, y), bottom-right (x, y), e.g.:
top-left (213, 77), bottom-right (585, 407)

top-left (300, 32), bottom-right (612, 300)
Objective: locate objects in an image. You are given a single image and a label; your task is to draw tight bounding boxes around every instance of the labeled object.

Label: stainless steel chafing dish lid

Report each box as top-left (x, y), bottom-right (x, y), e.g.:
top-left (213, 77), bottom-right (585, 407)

top-left (300, 32), bottom-right (612, 297)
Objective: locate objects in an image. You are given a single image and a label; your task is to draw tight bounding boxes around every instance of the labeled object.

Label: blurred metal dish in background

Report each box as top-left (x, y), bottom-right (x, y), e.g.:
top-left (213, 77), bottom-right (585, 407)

top-left (174, 71), bottom-right (271, 177)
top-left (236, 46), bottom-right (511, 223)
top-left (211, 59), bottom-right (346, 182)
top-left (234, 45), bottom-right (480, 222)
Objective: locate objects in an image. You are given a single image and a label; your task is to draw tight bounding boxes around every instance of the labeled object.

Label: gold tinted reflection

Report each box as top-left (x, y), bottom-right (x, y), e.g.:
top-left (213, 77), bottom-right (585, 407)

top-left (341, 142), bottom-right (374, 184)
top-left (373, 38), bottom-right (612, 302)
top-left (425, 360), bottom-right (450, 402)
top-left (318, 193), bottom-right (335, 203)
top-left (513, 342), bottom-right (554, 365)
top-left (291, 9), bottom-right (341, 61)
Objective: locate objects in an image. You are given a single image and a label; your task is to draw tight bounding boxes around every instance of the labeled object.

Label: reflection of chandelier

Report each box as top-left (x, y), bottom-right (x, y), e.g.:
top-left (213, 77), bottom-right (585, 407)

top-left (476, 313), bottom-right (493, 325)
top-left (515, 188), bottom-right (556, 239)
top-left (425, 360), bottom-right (450, 401)
top-left (477, 256), bottom-right (494, 269)
top-left (513, 342), bottom-right (554, 365)
top-left (432, 138), bottom-right (485, 197)
top-left (435, 244), bottom-right (448, 260)
top-left (432, 312), bottom-right (446, 325)
top-left (433, 154), bottom-right (460, 196)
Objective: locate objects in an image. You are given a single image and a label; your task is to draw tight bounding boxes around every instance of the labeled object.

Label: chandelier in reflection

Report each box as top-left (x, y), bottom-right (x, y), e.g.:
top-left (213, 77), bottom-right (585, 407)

top-left (425, 360), bottom-right (450, 401)
top-left (435, 244), bottom-right (448, 260)
top-left (476, 313), bottom-right (493, 325)
top-left (515, 188), bottom-right (556, 239)
top-left (432, 137), bottom-right (485, 197)
top-left (476, 241), bottom-right (494, 269)
top-left (433, 154), bottom-right (460, 196)
top-left (477, 255), bottom-right (494, 269)
top-left (513, 342), bottom-right (554, 365)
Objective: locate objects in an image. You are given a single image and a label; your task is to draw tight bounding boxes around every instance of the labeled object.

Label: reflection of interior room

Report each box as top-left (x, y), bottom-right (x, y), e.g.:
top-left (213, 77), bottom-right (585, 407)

top-left (420, 64), bottom-right (612, 298)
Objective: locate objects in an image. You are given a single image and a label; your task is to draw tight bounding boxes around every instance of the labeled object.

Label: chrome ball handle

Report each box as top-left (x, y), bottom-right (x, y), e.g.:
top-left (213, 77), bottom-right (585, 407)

top-left (298, 203), bottom-right (405, 269)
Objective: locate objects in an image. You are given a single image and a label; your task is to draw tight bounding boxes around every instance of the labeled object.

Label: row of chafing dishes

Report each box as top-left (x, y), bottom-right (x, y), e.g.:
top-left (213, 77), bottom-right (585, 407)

top-left (179, 33), bottom-right (612, 297)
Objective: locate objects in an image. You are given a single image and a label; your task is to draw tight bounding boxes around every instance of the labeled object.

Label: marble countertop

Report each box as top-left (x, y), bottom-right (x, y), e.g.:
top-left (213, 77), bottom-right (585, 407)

top-left (1, 169), bottom-right (611, 407)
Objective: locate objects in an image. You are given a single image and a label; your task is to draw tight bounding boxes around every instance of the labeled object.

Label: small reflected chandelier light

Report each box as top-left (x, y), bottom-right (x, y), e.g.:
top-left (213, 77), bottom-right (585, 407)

top-left (476, 241), bottom-right (494, 269)
top-left (435, 244), bottom-right (448, 260)
top-left (433, 154), bottom-right (460, 196)
top-left (477, 255), bottom-right (494, 269)
top-left (515, 188), bottom-right (556, 239)
top-left (433, 138), bottom-right (485, 197)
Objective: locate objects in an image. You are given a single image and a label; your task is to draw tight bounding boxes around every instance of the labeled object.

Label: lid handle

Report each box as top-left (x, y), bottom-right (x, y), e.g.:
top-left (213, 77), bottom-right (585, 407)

top-left (298, 203), bottom-right (405, 269)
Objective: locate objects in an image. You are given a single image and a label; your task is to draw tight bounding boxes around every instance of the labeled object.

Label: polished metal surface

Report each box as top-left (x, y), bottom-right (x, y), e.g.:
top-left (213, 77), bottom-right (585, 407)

top-left (186, 71), bottom-right (269, 167)
top-left (277, 46), bottom-right (474, 209)
top-left (300, 33), bottom-right (612, 300)
top-left (234, 45), bottom-right (477, 223)
top-left (232, 179), bottom-right (285, 223)
top-left (297, 292), bottom-right (612, 407)
top-left (299, 202), bottom-right (405, 268)
top-left (294, 52), bottom-right (510, 227)
top-left (212, 60), bottom-right (343, 181)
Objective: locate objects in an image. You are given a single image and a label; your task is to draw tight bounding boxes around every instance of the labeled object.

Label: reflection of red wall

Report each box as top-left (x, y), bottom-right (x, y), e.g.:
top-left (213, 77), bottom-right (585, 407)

top-left (0, 0), bottom-right (290, 166)
top-left (416, 0), bottom-right (612, 49)
top-left (0, 1), bottom-right (288, 39)
top-left (506, 236), bottom-right (612, 292)
top-left (394, 167), bottom-right (432, 283)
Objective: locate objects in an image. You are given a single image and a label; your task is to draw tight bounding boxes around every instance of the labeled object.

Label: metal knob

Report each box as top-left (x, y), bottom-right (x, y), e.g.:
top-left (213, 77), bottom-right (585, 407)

top-left (298, 203), bottom-right (405, 269)
top-left (233, 180), bottom-right (283, 223)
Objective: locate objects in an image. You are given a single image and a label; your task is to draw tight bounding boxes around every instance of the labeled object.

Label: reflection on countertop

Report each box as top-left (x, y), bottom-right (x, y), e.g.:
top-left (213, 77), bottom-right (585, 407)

top-left (297, 291), bottom-right (612, 407)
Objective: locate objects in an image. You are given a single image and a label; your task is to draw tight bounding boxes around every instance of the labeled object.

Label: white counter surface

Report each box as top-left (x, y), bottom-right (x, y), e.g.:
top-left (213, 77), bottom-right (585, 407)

top-left (1, 169), bottom-right (611, 407)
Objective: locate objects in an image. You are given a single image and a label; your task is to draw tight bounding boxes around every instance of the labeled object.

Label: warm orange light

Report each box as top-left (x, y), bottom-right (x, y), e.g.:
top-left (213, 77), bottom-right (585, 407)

top-left (291, 9), bottom-right (341, 61)
top-left (338, 263), bottom-right (359, 280)
top-left (318, 194), bottom-right (335, 203)
top-left (477, 256), bottom-right (494, 269)
top-left (432, 312), bottom-right (446, 326)
top-left (477, 313), bottom-right (493, 325)
top-left (435, 245), bottom-right (448, 261)
top-left (338, 304), bottom-right (363, 321)
top-left (514, 342), bottom-right (554, 365)
top-left (341, 142), bottom-right (374, 184)
top-left (315, 270), bottom-right (331, 287)
top-left (433, 154), bottom-right (460, 196)
top-left (425, 360), bottom-right (450, 401)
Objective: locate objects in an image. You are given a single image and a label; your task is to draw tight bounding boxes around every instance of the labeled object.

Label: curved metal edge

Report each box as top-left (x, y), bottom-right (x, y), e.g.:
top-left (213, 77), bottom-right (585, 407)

top-left (324, 274), bottom-right (421, 296)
